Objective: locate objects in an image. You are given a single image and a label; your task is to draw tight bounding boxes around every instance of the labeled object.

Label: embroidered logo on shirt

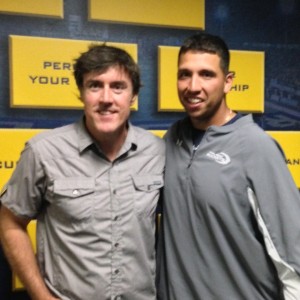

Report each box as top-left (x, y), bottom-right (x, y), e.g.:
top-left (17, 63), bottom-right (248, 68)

top-left (206, 151), bottom-right (231, 165)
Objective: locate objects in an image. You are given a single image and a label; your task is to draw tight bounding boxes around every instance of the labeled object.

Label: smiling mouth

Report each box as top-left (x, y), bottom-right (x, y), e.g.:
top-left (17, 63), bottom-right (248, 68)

top-left (95, 108), bottom-right (116, 115)
top-left (100, 111), bottom-right (114, 115)
top-left (186, 98), bottom-right (204, 104)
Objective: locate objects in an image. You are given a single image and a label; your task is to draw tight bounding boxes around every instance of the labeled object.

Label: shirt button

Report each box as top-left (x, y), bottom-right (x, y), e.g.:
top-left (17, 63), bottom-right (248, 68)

top-left (114, 243), bottom-right (119, 248)
top-left (114, 216), bottom-right (118, 221)
top-left (72, 189), bottom-right (79, 195)
top-left (114, 269), bottom-right (119, 274)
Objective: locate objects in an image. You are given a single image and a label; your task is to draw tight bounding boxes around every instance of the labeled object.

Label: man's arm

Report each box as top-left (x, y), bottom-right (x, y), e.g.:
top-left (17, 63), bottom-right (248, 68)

top-left (0, 205), bottom-right (59, 300)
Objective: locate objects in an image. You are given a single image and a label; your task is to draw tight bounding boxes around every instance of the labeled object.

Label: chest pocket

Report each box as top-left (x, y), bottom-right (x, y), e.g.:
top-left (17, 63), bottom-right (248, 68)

top-left (51, 177), bottom-right (95, 224)
top-left (132, 175), bottom-right (164, 217)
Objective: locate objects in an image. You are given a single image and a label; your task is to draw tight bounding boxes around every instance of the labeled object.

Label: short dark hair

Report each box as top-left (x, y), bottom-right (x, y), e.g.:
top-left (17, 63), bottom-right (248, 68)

top-left (73, 44), bottom-right (141, 95)
top-left (178, 32), bottom-right (230, 75)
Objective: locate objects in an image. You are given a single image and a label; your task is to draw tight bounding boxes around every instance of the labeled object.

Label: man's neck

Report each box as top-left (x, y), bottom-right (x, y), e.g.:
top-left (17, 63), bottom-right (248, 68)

top-left (98, 129), bottom-right (128, 162)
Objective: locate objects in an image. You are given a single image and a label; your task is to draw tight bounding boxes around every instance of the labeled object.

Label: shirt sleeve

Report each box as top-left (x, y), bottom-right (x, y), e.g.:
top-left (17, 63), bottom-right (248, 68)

top-left (244, 130), bottom-right (300, 299)
top-left (0, 141), bottom-right (45, 219)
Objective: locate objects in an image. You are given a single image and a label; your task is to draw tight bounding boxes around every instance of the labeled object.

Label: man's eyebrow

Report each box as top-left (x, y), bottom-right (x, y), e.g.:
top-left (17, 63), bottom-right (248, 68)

top-left (199, 69), bottom-right (216, 74)
top-left (177, 68), bottom-right (191, 73)
top-left (85, 78), bottom-right (100, 83)
top-left (111, 80), bottom-right (128, 85)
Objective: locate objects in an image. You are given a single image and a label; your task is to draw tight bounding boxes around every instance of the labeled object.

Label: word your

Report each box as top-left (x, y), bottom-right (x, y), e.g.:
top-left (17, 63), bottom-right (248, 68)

top-left (29, 76), bottom-right (69, 85)
top-left (28, 61), bottom-right (71, 85)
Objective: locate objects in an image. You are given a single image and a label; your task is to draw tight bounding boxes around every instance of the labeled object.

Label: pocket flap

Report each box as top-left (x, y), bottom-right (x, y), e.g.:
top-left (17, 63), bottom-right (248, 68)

top-left (54, 178), bottom-right (95, 198)
top-left (132, 175), bottom-right (164, 192)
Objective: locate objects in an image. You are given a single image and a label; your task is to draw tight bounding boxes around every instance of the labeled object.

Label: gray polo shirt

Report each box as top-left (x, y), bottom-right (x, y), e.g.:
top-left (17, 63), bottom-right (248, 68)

top-left (1, 118), bottom-right (165, 300)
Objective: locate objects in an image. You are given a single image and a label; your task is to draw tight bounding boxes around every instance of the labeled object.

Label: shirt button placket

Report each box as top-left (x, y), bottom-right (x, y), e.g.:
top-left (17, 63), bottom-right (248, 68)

top-left (110, 167), bottom-right (122, 299)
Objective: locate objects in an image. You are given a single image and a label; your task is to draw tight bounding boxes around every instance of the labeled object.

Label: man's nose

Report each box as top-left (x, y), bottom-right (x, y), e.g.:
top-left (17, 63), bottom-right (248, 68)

top-left (188, 76), bottom-right (201, 92)
top-left (100, 86), bottom-right (113, 103)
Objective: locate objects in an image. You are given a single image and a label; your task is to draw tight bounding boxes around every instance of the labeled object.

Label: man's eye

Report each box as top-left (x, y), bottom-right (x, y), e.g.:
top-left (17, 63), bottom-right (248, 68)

top-left (177, 71), bottom-right (190, 80)
top-left (88, 82), bottom-right (100, 89)
top-left (114, 84), bottom-right (123, 90)
top-left (201, 71), bottom-right (214, 79)
top-left (112, 82), bottom-right (126, 92)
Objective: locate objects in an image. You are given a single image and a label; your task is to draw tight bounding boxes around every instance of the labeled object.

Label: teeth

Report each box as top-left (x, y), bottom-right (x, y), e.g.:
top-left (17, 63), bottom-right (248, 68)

top-left (100, 111), bottom-right (113, 115)
top-left (188, 98), bottom-right (201, 104)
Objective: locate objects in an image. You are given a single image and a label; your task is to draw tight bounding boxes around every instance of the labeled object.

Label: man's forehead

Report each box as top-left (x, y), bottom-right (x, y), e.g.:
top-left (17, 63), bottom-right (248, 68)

top-left (84, 66), bottom-right (130, 81)
top-left (178, 51), bottom-right (221, 69)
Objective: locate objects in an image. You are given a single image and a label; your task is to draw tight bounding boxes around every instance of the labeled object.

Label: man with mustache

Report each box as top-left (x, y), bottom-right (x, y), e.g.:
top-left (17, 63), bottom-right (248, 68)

top-left (0, 44), bottom-right (165, 300)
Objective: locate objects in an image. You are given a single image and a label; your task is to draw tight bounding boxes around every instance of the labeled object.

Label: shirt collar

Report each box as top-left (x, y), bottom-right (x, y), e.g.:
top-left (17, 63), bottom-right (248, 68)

top-left (77, 117), bottom-right (138, 155)
top-left (116, 122), bottom-right (138, 157)
top-left (77, 117), bottom-right (94, 153)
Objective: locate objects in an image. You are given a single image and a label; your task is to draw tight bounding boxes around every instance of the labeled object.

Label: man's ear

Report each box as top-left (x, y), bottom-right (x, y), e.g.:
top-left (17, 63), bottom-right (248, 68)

top-left (224, 72), bottom-right (233, 94)
top-left (130, 95), bottom-right (137, 106)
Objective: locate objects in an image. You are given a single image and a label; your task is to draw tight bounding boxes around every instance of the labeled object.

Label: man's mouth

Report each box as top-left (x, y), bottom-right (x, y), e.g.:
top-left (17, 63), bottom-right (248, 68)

top-left (95, 108), bottom-right (115, 115)
top-left (186, 98), bottom-right (203, 104)
top-left (99, 110), bottom-right (114, 115)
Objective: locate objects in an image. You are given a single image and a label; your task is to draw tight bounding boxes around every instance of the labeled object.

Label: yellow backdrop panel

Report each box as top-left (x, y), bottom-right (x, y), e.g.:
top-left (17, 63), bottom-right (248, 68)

top-left (267, 131), bottom-right (300, 188)
top-left (88, 0), bottom-right (205, 29)
top-left (158, 46), bottom-right (265, 113)
top-left (9, 35), bottom-right (138, 110)
top-left (227, 50), bottom-right (265, 112)
top-left (0, 0), bottom-right (63, 18)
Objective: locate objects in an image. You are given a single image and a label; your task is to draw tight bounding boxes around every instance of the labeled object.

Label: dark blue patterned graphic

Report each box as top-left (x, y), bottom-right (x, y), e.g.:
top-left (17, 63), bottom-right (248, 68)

top-left (0, 0), bottom-right (299, 131)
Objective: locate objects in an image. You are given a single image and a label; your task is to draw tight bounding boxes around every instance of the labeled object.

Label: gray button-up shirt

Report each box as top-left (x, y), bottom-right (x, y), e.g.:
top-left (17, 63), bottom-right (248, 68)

top-left (1, 119), bottom-right (165, 300)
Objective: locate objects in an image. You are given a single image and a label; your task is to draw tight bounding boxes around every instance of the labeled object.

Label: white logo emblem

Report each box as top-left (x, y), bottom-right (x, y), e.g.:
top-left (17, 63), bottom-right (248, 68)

top-left (206, 151), bottom-right (231, 165)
